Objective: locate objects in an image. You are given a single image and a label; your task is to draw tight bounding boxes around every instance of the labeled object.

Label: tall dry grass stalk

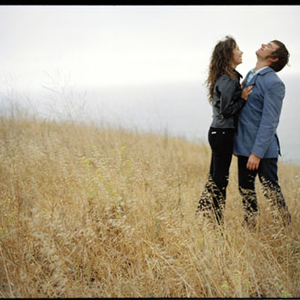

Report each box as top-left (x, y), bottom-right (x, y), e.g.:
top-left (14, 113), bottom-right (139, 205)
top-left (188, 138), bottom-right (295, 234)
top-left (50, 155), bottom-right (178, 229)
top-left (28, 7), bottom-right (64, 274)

top-left (0, 115), bottom-right (300, 298)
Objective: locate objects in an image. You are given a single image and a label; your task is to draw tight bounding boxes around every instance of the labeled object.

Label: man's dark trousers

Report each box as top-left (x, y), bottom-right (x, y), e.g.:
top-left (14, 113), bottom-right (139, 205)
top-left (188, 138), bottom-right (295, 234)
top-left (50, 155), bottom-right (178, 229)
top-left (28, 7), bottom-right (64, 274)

top-left (238, 156), bottom-right (291, 225)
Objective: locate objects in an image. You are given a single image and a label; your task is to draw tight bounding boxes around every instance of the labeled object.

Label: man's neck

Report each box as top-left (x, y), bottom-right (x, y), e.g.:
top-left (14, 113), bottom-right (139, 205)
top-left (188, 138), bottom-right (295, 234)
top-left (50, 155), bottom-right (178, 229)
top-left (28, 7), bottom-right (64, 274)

top-left (254, 60), bottom-right (270, 72)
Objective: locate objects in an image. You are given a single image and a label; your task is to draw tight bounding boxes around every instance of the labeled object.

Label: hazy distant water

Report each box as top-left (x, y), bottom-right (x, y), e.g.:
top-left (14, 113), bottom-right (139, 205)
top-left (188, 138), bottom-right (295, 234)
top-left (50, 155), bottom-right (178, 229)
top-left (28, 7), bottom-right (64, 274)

top-left (2, 76), bottom-right (299, 165)
top-left (86, 81), bottom-right (212, 142)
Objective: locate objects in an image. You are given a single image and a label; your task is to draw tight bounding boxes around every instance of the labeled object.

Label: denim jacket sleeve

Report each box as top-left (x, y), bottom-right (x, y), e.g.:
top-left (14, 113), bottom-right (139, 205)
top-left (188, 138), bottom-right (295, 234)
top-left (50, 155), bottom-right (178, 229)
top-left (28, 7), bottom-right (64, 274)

top-left (251, 80), bottom-right (285, 158)
top-left (215, 75), bottom-right (245, 118)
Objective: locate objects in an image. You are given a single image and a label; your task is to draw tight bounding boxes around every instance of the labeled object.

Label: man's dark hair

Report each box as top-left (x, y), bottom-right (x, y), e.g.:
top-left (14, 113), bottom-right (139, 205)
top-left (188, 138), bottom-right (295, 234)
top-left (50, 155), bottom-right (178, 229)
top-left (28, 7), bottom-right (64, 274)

top-left (268, 40), bottom-right (290, 72)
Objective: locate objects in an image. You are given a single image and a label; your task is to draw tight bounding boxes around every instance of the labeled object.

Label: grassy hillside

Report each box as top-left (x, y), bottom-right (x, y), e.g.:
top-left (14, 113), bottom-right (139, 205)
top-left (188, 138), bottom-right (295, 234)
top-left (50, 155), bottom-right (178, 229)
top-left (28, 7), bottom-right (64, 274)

top-left (0, 115), bottom-right (300, 297)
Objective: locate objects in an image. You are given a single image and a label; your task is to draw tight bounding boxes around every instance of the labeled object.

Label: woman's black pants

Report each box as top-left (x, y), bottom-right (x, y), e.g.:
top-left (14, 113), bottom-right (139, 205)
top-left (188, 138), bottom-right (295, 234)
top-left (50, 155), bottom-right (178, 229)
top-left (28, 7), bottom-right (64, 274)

top-left (198, 127), bottom-right (235, 224)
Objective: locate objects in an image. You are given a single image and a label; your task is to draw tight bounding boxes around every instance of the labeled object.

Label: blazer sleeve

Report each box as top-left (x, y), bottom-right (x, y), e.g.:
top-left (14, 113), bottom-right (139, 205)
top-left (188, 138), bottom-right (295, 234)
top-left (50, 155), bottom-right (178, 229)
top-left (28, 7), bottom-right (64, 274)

top-left (251, 81), bottom-right (285, 158)
top-left (217, 76), bottom-right (245, 118)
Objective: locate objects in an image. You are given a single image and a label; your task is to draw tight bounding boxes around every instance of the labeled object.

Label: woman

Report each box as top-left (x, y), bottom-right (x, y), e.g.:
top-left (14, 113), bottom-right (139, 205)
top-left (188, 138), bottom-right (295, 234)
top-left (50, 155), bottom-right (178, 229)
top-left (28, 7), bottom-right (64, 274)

top-left (197, 36), bottom-right (253, 225)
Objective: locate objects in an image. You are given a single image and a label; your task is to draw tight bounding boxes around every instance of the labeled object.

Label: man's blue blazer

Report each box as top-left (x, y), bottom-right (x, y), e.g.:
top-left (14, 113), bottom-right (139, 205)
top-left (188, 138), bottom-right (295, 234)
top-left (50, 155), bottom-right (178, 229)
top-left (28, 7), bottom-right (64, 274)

top-left (233, 67), bottom-right (285, 159)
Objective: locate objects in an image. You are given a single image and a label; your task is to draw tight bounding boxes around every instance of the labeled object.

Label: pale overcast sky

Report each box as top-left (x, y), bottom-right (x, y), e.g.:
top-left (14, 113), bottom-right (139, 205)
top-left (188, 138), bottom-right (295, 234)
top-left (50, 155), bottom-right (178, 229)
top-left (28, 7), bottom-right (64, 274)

top-left (0, 5), bottom-right (300, 92)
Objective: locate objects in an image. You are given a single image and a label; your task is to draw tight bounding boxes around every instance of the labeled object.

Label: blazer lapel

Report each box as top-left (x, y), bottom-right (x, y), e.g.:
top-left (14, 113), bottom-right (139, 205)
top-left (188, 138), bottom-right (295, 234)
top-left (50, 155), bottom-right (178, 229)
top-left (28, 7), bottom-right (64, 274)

top-left (248, 73), bottom-right (258, 86)
top-left (249, 67), bottom-right (273, 86)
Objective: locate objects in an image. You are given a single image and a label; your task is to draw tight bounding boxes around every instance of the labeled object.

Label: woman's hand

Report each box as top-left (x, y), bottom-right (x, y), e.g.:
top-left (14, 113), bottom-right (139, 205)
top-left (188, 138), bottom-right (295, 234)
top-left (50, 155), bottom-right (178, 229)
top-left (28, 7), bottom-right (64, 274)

top-left (241, 85), bottom-right (253, 101)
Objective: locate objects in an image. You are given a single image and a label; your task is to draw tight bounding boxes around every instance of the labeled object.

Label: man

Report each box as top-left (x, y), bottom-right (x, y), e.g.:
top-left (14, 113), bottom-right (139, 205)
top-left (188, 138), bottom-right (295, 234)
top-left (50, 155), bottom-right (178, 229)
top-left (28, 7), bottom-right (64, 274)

top-left (233, 40), bottom-right (291, 227)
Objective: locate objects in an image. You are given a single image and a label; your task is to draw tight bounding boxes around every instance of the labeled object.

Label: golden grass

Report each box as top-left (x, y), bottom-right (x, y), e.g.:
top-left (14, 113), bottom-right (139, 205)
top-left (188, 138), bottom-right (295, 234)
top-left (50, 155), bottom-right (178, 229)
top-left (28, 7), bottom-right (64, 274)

top-left (0, 115), bottom-right (300, 298)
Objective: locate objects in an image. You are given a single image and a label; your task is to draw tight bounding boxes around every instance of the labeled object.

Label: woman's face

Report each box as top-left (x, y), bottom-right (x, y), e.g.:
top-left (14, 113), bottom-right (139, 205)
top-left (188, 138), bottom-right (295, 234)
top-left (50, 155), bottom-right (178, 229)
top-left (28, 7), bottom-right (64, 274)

top-left (232, 45), bottom-right (243, 68)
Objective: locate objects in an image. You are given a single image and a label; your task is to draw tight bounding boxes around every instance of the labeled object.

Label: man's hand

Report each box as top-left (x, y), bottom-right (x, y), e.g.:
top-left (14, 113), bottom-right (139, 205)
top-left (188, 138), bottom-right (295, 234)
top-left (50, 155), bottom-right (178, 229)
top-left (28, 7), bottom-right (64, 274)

top-left (246, 154), bottom-right (261, 170)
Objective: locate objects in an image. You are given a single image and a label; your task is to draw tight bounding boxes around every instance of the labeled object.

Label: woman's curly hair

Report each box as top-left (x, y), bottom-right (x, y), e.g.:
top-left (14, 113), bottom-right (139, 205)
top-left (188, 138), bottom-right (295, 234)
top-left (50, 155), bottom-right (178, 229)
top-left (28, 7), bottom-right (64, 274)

top-left (206, 36), bottom-right (238, 102)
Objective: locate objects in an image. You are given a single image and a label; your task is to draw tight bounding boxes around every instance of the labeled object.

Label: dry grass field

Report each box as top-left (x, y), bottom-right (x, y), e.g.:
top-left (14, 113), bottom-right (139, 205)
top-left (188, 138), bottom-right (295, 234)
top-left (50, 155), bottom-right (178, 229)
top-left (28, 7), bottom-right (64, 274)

top-left (1, 114), bottom-right (300, 298)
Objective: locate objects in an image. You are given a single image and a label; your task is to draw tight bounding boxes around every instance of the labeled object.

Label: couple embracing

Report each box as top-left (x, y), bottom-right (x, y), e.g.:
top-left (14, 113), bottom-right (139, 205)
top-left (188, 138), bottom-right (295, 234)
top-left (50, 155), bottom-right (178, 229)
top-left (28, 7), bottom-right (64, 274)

top-left (197, 36), bottom-right (291, 228)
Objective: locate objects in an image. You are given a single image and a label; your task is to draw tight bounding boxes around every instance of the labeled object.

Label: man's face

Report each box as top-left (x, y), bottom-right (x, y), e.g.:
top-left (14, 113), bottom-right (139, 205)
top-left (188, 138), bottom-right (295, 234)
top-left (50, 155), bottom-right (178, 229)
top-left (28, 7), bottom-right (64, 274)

top-left (256, 41), bottom-right (279, 60)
